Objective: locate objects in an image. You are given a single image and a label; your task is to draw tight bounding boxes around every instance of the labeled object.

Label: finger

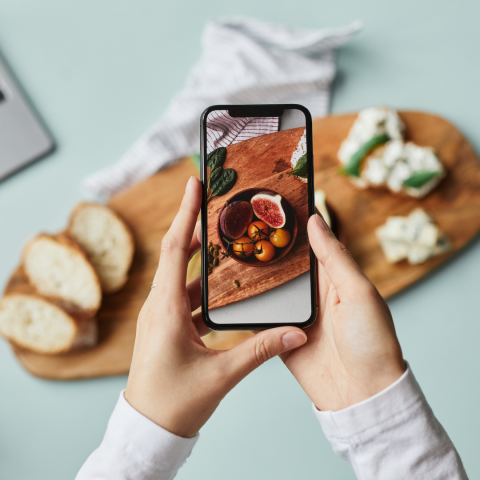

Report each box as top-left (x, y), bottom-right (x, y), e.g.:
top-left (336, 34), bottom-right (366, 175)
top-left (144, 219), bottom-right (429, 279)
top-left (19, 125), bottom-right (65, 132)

top-left (192, 311), bottom-right (211, 337)
top-left (307, 214), bottom-right (369, 297)
top-left (188, 221), bottom-right (201, 261)
top-left (154, 177), bottom-right (202, 291)
top-left (219, 327), bottom-right (307, 384)
top-left (187, 275), bottom-right (201, 312)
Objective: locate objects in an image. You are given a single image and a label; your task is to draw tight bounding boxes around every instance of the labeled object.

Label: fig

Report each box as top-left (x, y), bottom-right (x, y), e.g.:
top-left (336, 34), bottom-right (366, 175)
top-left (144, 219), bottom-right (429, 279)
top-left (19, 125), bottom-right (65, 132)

top-left (250, 193), bottom-right (286, 228)
top-left (220, 201), bottom-right (253, 239)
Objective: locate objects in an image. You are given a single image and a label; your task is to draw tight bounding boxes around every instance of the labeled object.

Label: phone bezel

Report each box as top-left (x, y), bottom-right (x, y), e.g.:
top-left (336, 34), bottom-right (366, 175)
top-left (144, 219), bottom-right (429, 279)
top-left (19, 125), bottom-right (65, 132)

top-left (200, 104), bottom-right (318, 330)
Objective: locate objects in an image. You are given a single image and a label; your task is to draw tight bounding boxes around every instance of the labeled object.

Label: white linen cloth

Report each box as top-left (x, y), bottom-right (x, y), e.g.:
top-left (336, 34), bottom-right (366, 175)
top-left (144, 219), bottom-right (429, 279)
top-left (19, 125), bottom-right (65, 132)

top-left (76, 363), bottom-right (467, 480)
top-left (82, 18), bottom-right (362, 197)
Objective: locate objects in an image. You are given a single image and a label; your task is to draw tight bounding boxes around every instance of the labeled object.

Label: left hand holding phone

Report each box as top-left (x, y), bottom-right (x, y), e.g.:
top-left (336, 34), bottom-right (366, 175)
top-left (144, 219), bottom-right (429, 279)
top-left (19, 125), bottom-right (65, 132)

top-left (125, 176), bottom-right (307, 438)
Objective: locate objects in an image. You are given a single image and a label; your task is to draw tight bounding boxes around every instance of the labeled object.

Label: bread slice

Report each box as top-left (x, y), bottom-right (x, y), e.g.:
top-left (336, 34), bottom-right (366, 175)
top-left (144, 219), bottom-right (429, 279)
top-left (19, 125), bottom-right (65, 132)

top-left (67, 203), bottom-right (134, 293)
top-left (0, 294), bottom-right (97, 354)
top-left (22, 233), bottom-right (102, 313)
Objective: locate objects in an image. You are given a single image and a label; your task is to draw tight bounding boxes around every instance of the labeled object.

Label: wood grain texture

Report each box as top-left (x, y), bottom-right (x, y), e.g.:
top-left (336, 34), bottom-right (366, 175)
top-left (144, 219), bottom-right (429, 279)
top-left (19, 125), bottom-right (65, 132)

top-left (207, 127), bottom-right (309, 309)
top-left (7, 111), bottom-right (480, 379)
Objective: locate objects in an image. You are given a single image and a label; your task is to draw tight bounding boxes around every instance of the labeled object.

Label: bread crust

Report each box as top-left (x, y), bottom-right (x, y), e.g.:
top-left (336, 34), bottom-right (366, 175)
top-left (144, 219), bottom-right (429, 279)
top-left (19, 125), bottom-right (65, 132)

top-left (67, 202), bottom-right (135, 293)
top-left (0, 293), bottom-right (97, 355)
top-left (21, 232), bottom-right (102, 315)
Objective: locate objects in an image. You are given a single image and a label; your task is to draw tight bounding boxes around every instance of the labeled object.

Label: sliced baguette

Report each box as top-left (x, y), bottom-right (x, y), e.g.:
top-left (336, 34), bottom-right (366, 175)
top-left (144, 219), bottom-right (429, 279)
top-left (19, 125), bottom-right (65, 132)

top-left (67, 203), bottom-right (134, 293)
top-left (0, 294), bottom-right (97, 354)
top-left (22, 233), bottom-right (102, 313)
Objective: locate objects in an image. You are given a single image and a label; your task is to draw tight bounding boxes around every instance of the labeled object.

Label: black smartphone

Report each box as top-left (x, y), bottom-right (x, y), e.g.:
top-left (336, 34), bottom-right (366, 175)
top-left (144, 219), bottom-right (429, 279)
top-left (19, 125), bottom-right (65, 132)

top-left (200, 104), bottom-right (317, 330)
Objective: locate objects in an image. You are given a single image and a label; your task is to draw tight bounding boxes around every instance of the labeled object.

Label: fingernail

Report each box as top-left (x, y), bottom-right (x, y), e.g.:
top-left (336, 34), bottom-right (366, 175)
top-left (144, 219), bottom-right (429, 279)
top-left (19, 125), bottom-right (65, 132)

top-left (315, 213), bottom-right (328, 231)
top-left (185, 176), bottom-right (194, 192)
top-left (282, 331), bottom-right (307, 350)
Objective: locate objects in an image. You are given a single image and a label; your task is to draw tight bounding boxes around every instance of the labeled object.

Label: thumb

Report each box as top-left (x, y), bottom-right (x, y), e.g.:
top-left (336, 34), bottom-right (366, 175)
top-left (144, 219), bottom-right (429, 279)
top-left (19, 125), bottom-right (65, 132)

top-left (219, 327), bottom-right (307, 385)
top-left (307, 213), bottom-right (368, 296)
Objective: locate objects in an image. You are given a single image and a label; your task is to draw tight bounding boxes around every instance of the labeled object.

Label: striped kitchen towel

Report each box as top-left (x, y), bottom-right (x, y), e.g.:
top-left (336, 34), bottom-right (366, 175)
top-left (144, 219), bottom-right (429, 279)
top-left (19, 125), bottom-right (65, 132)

top-left (83, 17), bottom-right (362, 197)
top-left (206, 110), bottom-right (279, 154)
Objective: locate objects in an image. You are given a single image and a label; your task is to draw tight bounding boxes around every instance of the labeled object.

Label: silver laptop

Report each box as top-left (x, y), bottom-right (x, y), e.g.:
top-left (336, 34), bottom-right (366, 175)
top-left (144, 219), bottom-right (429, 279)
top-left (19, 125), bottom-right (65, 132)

top-left (0, 53), bottom-right (54, 181)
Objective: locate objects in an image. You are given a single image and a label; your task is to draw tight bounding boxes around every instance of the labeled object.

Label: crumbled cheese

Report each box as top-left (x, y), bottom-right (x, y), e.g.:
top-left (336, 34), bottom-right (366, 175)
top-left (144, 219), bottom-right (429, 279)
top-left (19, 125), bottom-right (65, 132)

top-left (314, 189), bottom-right (331, 227)
top-left (289, 129), bottom-right (307, 183)
top-left (363, 141), bottom-right (445, 198)
top-left (338, 107), bottom-right (404, 164)
top-left (376, 208), bottom-right (449, 265)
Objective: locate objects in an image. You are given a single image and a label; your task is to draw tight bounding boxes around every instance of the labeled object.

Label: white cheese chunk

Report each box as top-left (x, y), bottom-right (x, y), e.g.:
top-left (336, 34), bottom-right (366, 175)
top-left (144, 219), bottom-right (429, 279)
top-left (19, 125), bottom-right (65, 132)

top-left (338, 107), bottom-right (404, 164)
top-left (376, 208), bottom-right (449, 265)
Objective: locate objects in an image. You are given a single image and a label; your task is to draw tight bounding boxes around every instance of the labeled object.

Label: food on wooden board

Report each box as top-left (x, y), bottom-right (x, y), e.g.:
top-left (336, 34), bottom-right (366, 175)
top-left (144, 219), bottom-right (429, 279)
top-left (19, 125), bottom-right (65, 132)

top-left (250, 192), bottom-right (286, 228)
top-left (338, 106), bottom-right (445, 198)
top-left (314, 189), bottom-right (331, 227)
top-left (0, 294), bottom-right (97, 354)
top-left (68, 203), bottom-right (135, 293)
top-left (288, 129), bottom-right (308, 180)
top-left (254, 240), bottom-right (276, 262)
top-left (220, 201), bottom-right (253, 239)
top-left (23, 234), bottom-right (102, 313)
top-left (376, 208), bottom-right (450, 264)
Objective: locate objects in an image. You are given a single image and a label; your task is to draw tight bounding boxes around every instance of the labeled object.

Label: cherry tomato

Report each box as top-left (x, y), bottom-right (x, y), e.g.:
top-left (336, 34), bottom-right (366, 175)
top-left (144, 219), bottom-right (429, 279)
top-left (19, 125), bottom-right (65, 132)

top-left (233, 236), bottom-right (254, 258)
top-left (254, 240), bottom-right (275, 262)
top-left (270, 228), bottom-right (291, 248)
top-left (247, 221), bottom-right (270, 242)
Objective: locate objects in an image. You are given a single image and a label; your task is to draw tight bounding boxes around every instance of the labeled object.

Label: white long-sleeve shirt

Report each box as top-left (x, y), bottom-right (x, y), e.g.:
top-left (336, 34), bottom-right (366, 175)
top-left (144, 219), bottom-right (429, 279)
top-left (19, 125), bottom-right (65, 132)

top-left (76, 364), bottom-right (468, 480)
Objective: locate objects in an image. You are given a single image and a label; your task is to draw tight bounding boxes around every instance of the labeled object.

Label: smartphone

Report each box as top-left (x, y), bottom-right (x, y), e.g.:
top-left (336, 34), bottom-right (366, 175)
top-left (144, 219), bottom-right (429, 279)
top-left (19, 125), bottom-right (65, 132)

top-left (200, 104), bottom-right (317, 330)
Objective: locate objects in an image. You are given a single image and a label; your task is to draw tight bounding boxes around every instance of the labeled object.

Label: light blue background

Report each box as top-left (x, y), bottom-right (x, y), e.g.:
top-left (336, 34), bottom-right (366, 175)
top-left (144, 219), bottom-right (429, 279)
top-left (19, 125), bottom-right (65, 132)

top-left (0, 1), bottom-right (479, 478)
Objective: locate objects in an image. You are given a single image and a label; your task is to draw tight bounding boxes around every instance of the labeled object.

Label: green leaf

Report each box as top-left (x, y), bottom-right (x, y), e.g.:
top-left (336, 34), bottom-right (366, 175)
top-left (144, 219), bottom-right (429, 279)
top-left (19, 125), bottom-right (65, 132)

top-left (340, 133), bottom-right (390, 177)
top-left (191, 153), bottom-right (200, 171)
top-left (207, 147), bottom-right (227, 171)
top-left (288, 153), bottom-right (308, 178)
top-left (207, 166), bottom-right (223, 193)
top-left (208, 168), bottom-right (237, 203)
top-left (403, 171), bottom-right (439, 189)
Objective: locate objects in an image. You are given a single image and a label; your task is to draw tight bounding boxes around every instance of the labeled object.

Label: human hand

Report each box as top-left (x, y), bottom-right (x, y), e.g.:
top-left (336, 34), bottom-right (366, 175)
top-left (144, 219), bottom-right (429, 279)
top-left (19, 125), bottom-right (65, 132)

top-left (281, 214), bottom-right (406, 412)
top-left (125, 176), bottom-right (307, 438)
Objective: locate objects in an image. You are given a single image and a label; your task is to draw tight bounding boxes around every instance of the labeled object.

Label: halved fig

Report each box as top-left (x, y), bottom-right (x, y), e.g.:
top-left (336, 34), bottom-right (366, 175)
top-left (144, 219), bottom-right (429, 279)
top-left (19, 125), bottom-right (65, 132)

top-left (250, 193), bottom-right (286, 228)
top-left (220, 201), bottom-right (253, 239)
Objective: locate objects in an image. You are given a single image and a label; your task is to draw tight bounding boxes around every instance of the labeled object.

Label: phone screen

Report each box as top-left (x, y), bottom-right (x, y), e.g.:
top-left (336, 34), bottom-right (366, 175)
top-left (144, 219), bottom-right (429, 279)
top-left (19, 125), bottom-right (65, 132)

top-left (201, 105), bottom-right (316, 329)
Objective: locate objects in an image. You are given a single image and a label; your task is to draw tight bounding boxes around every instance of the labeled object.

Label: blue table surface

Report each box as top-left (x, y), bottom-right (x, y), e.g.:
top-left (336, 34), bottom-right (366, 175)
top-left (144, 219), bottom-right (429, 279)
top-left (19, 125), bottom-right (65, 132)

top-left (1, 1), bottom-right (479, 478)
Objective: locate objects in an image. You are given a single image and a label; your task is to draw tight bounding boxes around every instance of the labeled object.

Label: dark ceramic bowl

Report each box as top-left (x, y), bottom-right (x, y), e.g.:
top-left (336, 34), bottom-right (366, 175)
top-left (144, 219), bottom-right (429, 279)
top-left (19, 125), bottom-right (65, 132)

top-left (217, 188), bottom-right (297, 267)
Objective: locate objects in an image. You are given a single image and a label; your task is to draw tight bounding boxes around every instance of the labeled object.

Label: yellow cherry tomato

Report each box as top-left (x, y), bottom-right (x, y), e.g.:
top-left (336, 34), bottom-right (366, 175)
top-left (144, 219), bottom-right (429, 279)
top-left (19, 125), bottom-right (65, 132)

top-left (269, 228), bottom-right (291, 248)
top-left (254, 240), bottom-right (275, 262)
top-left (233, 236), bottom-right (254, 258)
top-left (247, 221), bottom-right (270, 242)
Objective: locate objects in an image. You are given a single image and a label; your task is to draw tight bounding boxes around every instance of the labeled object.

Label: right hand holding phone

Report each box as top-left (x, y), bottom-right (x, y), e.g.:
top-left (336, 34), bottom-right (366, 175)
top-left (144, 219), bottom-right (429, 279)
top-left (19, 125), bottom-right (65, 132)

top-left (281, 214), bottom-right (406, 412)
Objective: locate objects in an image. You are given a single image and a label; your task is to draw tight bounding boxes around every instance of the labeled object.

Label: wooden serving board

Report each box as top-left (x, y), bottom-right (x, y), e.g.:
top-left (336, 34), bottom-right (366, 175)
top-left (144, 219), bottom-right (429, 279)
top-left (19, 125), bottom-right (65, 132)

top-left (207, 127), bottom-right (309, 309)
top-left (7, 111), bottom-right (480, 380)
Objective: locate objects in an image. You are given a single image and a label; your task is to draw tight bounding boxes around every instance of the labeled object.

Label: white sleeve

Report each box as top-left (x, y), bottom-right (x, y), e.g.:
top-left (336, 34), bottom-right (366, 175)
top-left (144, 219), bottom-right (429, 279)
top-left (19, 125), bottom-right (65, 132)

top-left (314, 364), bottom-right (468, 479)
top-left (76, 390), bottom-right (198, 480)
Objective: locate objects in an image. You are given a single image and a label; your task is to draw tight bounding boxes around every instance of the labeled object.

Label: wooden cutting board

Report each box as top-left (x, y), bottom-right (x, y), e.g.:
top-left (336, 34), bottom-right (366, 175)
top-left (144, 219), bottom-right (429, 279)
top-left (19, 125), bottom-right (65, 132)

top-left (207, 127), bottom-right (309, 310)
top-left (7, 111), bottom-right (480, 380)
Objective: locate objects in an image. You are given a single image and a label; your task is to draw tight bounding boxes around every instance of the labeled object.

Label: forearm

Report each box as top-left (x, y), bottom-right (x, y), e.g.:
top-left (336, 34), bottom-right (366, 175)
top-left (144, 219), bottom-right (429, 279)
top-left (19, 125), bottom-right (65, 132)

top-left (76, 391), bottom-right (198, 480)
top-left (314, 364), bottom-right (468, 479)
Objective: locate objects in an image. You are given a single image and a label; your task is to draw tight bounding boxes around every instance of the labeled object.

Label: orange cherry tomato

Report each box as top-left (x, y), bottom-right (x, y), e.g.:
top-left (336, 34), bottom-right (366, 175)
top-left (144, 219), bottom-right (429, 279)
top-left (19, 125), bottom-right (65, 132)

top-left (254, 240), bottom-right (275, 262)
top-left (270, 228), bottom-right (291, 248)
top-left (233, 236), bottom-right (254, 258)
top-left (247, 221), bottom-right (270, 242)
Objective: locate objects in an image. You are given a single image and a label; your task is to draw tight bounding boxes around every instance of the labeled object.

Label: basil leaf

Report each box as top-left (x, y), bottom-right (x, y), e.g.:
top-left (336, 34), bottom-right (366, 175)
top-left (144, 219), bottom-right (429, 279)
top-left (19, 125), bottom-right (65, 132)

top-left (207, 147), bottom-right (227, 171)
top-left (191, 153), bottom-right (200, 170)
top-left (288, 153), bottom-right (308, 178)
top-left (340, 133), bottom-right (390, 177)
top-left (403, 171), bottom-right (439, 188)
top-left (207, 165), bottom-right (223, 193)
top-left (208, 168), bottom-right (237, 202)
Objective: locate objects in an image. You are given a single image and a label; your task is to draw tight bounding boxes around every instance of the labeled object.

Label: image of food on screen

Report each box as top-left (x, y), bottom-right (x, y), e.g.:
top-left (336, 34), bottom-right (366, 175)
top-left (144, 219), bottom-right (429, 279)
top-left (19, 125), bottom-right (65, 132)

top-left (206, 110), bottom-right (310, 310)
